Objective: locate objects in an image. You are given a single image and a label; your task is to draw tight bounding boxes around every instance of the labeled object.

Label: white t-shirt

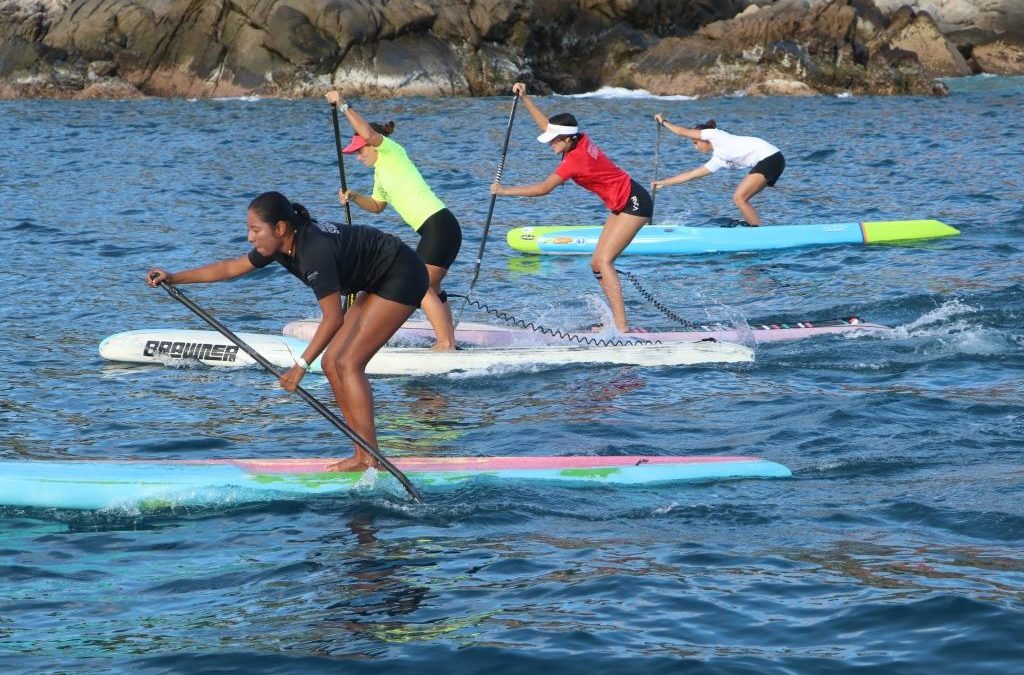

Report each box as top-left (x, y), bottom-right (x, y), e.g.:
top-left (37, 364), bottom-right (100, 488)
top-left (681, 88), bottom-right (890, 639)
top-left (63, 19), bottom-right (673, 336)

top-left (701, 129), bottom-right (780, 173)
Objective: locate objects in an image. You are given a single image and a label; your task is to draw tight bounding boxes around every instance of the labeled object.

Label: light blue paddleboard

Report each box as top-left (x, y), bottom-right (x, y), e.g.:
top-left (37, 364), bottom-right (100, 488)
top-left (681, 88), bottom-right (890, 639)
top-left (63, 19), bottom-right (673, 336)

top-left (507, 220), bottom-right (959, 255)
top-left (0, 456), bottom-right (791, 510)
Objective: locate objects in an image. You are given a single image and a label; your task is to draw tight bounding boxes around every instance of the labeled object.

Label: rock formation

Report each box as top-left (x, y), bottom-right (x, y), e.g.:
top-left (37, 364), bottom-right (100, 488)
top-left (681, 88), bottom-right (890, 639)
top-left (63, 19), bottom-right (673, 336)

top-left (0, 0), bottom-right (1020, 99)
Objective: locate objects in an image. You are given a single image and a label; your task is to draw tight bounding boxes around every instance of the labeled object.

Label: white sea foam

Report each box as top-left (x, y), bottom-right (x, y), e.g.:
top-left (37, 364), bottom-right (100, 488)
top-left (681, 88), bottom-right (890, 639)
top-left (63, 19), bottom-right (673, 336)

top-left (892, 299), bottom-right (979, 337)
top-left (652, 501), bottom-right (679, 515)
top-left (560, 87), bottom-right (697, 101)
top-left (354, 467), bottom-right (380, 490)
top-left (188, 95), bottom-right (263, 103)
top-left (892, 299), bottom-right (1007, 356)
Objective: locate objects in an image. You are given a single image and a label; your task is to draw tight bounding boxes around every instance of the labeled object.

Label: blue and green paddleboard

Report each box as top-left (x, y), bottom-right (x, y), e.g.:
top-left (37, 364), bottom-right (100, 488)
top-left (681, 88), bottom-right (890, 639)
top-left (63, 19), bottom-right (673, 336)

top-left (507, 220), bottom-right (959, 255)
top-left (0, 456), bottom-right (791, 510)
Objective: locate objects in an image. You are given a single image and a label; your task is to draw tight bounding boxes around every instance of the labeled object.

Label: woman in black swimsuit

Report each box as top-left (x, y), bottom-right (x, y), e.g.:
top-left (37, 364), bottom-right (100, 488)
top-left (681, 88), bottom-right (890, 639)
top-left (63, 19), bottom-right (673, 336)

top-left (147, 191), bottom-right (428, 471)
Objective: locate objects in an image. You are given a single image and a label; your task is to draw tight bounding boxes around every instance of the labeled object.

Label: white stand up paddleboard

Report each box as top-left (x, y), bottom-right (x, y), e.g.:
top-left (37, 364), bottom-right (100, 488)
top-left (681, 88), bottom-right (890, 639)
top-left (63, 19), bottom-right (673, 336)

top-left (99, 329), bottom-right (753, 375)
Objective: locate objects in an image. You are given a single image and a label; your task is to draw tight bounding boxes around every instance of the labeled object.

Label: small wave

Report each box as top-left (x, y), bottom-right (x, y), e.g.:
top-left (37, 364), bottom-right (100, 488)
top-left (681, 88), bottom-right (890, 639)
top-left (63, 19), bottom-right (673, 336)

top-left (799, 455), bottom-right (937, 479)
top-left (560, 87), bottom-right (697, 101)
top-left (894, 299), bottom-right (979, 334)
top-left (942, 74), bottom-right (1024, 95)
top-left (882, 501), bottom-right (1024, 541)
top-left (803, 148), bottom-right (836, 162)
top-left (652, 500), bottom-right (679, 515)
top-left (885, 300), bottom-right (1011, 357)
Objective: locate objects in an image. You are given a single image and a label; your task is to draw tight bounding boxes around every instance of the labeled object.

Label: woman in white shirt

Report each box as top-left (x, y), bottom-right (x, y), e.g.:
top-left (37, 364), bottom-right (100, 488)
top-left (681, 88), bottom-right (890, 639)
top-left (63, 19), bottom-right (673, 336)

top-left (652, 115), bottom-right (785, 227)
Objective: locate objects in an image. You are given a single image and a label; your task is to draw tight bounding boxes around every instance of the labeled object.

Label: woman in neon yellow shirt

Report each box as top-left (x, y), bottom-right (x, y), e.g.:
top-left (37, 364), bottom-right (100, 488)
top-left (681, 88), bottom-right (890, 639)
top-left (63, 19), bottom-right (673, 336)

top-left (326, 91), bottom-right (462, 351)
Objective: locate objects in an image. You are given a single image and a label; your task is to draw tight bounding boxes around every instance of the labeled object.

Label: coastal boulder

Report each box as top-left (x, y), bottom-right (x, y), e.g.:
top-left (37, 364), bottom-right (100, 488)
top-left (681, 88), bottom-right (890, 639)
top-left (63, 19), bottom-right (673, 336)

top-left (624, 0), bottom-right (958, 96)
top-left (1, 0), bottom-right (1019, 99)
top-left (870, 0), bottom-right (1024, 35)
top-left (879, 5), bottom-right (972, 76)
top-left (969, 35), bottom-right (1024, 73)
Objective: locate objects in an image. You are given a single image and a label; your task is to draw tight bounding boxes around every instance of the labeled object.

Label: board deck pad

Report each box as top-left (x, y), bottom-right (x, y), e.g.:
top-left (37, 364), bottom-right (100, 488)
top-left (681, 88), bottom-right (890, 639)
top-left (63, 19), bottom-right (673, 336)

top-left (0, 456), bottom-right (792, 510)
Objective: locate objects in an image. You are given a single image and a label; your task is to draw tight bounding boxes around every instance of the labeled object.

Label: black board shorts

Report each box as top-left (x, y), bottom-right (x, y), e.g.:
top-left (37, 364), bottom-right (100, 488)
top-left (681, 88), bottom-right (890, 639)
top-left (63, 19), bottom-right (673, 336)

top-left (416, 208), bottom-right (462, 269)
top-left (612, 180), bottom-right (654, 218)
top-left (370, 243), bottom-right (429, 307)
top-left (750, 152), bottom-right (785, 187)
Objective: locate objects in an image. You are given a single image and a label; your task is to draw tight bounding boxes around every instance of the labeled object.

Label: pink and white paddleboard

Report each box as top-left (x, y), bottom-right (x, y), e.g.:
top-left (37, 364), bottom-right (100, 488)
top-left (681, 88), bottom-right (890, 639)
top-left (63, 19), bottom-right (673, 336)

top-left (284, 317), bottom-right (886, 347)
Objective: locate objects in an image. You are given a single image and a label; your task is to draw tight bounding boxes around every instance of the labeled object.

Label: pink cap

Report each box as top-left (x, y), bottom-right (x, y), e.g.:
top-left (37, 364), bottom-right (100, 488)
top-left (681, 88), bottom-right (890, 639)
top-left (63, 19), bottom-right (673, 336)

top-left (341, 134), bottom-right (368, 154)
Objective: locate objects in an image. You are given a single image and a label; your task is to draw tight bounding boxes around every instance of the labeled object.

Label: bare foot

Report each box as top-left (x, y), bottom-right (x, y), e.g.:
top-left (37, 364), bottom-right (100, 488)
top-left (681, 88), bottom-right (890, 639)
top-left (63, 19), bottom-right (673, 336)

top-left (429, 342), bottom-right (458, 351)
top-left (325, 456), bottom-right (375, 472)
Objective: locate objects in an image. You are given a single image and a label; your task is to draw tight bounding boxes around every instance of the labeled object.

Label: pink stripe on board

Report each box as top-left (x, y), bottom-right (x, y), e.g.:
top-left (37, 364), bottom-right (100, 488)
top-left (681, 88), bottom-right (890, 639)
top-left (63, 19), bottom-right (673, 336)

top-left (287, 317), bottom-right (885, 346)
top-left (206, 456), bottom-right (764, 474)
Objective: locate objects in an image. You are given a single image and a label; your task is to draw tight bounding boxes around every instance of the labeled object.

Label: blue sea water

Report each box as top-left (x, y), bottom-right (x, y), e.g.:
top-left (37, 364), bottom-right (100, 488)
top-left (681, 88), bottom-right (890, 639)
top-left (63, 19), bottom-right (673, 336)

top-left (1, 76), bottom-right (1023, 673)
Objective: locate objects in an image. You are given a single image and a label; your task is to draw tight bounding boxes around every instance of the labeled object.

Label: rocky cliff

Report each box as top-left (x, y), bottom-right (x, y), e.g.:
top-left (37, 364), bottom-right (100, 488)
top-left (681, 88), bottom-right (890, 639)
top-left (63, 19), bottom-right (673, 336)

top-left (0, 0), bottom-right (1021, 99)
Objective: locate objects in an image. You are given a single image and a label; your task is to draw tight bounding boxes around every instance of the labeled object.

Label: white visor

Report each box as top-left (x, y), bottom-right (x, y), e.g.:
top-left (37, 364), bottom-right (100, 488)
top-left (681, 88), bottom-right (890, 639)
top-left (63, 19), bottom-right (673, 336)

top-left (537, 123), bottom-right (579, 144)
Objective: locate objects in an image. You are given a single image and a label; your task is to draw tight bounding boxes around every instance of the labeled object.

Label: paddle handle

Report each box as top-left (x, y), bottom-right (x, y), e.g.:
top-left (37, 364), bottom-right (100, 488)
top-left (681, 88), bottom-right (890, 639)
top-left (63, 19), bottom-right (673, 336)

top-left (158, 280), bottom-right (423, 502)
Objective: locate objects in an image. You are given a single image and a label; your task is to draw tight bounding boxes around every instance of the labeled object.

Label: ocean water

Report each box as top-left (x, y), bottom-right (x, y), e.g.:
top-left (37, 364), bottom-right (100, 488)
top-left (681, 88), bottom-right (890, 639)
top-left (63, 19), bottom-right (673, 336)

top-left (1, 76), bottom-right (1022, 673)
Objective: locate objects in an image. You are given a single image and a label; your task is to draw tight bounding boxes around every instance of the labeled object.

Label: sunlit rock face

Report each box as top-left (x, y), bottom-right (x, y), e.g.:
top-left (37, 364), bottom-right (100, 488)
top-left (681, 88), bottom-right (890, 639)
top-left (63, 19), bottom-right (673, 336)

top-left (0, 0), bottom-right (1019, 99)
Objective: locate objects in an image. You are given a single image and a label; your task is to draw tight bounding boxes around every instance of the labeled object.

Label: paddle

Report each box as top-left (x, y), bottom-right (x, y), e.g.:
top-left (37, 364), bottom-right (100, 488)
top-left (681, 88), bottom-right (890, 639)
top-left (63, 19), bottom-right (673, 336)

top-left (329, 101), bottom-right (357, 310)
top-left (155, 279), bottom-right (424, 503)
top-left (651, 118), bottom-right (661, 225)
top-left (330, 101), bottom-right (354, 227)
top-left (458, 95), bottom-right (519, 325)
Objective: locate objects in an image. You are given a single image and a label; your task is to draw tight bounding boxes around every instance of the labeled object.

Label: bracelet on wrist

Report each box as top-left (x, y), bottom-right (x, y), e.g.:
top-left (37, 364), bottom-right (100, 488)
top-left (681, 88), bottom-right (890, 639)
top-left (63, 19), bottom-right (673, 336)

top-left (295, 356), bottom-right (310, 371)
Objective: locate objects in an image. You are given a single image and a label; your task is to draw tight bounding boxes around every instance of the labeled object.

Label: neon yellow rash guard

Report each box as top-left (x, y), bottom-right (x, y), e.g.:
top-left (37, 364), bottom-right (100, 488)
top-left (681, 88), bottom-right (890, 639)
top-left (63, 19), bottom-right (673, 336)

top-left (371, 136), bottom-right (446, 231)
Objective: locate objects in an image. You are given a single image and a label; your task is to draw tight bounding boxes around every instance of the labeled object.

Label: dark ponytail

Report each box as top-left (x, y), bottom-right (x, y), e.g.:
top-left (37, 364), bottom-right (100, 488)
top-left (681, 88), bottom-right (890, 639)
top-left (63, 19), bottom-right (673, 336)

top-left (290, 202), bottom-right (312, 227)
top-left (248, 191), bottom-right (314, 230)
top-left (694, 119), bottom-right (716, 130)
top-left (371, 121), bottom-right (396, 136)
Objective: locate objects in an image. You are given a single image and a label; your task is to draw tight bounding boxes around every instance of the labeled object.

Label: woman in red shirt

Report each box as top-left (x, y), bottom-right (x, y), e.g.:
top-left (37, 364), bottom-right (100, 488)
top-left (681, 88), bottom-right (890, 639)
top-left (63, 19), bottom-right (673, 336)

top-left (492, 83), bottom-right (653, 333)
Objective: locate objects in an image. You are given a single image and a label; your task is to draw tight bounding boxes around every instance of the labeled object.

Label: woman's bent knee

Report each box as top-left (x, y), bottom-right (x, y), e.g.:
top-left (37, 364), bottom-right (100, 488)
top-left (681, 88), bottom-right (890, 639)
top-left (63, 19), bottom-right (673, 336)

top-left (321, 355), bottom-right (342, 380)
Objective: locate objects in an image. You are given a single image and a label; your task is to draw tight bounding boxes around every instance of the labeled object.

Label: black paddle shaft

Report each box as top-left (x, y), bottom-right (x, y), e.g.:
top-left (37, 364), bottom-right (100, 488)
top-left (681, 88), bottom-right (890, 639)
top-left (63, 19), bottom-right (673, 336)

top-left (330, 102), bottom-right (353, 227)
top-left (651, 120), bottom-right (661, 225)
top-left (157, 280), bottom-right (423, 503)
top-left (465, 95), bottom-right (520, 299)
top-left (330, 101), bottom-right (357, 311)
